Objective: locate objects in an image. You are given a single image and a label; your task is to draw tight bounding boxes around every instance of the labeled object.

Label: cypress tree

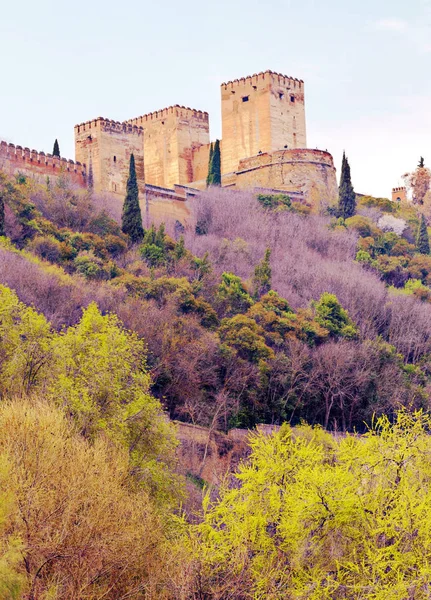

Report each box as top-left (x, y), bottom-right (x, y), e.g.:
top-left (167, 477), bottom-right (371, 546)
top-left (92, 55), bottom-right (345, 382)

top-left (207, 139), bottom-right (221, 186)
top-left (206, 143), bottom-right (214, 187)
top-left (416, 214), bottom-right (430, 255)
top-left (121, 154), bottom-right (144, 243)
top-left (253, 248), bottom-right (272, 298)
top-left (338, 152), bottom-right (356, 219)
top-left (0, 194), bottom-right (5, 237)
top-left (87, 153), bottom-right (94, 190)
top-left (53, 139), bottom-right (60, 157)
top-left (212, 139), bottom-right (221, 186)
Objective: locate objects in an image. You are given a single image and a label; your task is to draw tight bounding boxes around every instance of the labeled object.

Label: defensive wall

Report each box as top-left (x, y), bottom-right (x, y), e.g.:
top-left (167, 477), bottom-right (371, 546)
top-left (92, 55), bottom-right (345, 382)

top-left (0, 140), bottom-right (86, 187)
top-left (234, 149), bottom-right (338, 209)
top-left (174, 421), bottom-right (281, 485)
top-left (0, 68), bottom-right (338, 223)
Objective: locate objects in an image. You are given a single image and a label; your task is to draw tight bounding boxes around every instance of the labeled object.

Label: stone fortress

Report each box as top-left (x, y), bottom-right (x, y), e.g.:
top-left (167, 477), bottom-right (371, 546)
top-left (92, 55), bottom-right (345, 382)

top-left (1, 70), bottom-right (339, 219)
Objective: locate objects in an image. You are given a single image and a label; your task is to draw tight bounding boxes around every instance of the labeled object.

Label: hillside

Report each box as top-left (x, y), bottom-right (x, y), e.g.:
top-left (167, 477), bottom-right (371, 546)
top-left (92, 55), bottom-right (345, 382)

top-left (3, 171), bottom-right (431, 597)
top-left (1, 173), bottom-right (431, 432)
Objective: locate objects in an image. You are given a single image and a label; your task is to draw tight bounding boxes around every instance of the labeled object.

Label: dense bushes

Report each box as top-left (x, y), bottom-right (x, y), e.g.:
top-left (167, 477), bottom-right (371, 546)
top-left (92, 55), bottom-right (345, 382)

top-left (193, 411), bottom-right (431, 598)
top-left (0, 401), bottom-right (186, 599)
top-left (2, 177), bottom-right (431, 432)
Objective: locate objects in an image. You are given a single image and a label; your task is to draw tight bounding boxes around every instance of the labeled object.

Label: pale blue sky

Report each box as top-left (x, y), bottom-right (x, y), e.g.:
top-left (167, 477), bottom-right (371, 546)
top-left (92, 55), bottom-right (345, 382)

top-left (1, 0), bottom-right (430, 197)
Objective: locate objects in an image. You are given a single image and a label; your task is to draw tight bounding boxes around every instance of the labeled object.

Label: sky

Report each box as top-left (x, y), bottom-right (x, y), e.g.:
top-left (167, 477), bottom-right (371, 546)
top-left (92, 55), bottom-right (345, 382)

top-left (0, 0), bottom-right (430, 197)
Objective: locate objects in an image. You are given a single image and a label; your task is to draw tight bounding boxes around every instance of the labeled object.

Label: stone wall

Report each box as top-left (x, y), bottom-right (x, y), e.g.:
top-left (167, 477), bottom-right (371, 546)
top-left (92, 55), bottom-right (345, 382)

top-left (235, 148), bottom-right (338, 209)
top-left (74, 118), bottom-right (145, 196)
top-left (0, 141), bottom-right (86, 187)
top-left (221, 70), bottom-right (307, 176)
top-left (191, 142), bottom-right (211, 188)
top-left (126, 105), bottom-right (209, 189)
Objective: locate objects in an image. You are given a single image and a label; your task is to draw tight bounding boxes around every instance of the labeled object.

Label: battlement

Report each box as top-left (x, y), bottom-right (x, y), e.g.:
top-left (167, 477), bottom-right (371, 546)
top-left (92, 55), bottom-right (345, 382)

top-left (392, 186), bottom-right (406, 193)
top-left (74, 118), bottom-right (143, 134)
top-left (221, 70), bottom-right (304, 89)
top-left (126, 105), bottom-right (209, 126)
top-left (0, 140), bottom-right (85, 172)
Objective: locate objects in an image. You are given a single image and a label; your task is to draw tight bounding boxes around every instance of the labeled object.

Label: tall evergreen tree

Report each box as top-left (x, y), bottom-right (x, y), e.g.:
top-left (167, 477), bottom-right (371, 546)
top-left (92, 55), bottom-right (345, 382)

top-left (207, 139), bottom-right (221, 186)
top-left (338, 152), bottom-right (356, 219)
top-left (206, 143), bottom-right (214, 187)
top-left (0, 194), bottom-right (4, 237)
top-left (121, 154), bottom-right (144, 243)
top-left (87, 153), bottom-right (94, 190)
top-left (52, 139), bottom-right (60, 157)
top-left (416, 214), bottom-right (430, 255)
top-left (419, 156), bottom-right (425, 168)
top-left (253, 248), bottom-right (272, 298)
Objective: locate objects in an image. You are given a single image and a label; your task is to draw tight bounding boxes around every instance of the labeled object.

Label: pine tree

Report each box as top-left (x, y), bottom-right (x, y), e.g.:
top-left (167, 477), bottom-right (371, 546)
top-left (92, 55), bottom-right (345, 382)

top-left (206, 143), bottom-right (214, 187)
top-left (338, 152), bottom-right (356, 219)
top-left (121, 154), bottom-right (144, 243)
top-left (416, 214), bottom-right (430, 255)
top-left (253, 248), bottom-right (272, 298)
top-left (207, 139), bottom-right (221, 186)
top-left (419, 156), bottom-right (425, 168)
top-left (53, 139), bottom-right (60, 157)
top-left (0, 194), bottom-right (4, 237)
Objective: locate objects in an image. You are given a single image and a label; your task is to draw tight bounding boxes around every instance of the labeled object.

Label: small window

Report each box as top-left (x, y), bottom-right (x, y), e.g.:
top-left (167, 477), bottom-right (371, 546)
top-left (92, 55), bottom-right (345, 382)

top-left (112, 183), bottom-right (117, 192)
top-left (252, 85), bottom-right (257, 90)
top-left (290, 95), bottom-right (295, 103)
top-left (279, 92), bottom-right (284, 100)
top-left (113, 156), bottom-right (116, 163)
top-left (242, 96), bottom-right (249, 102)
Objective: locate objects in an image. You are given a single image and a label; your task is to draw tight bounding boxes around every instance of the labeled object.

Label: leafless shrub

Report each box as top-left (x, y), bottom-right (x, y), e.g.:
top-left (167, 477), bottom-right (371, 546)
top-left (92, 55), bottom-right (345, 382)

top-left (185, 188), bottom-right (431, 361)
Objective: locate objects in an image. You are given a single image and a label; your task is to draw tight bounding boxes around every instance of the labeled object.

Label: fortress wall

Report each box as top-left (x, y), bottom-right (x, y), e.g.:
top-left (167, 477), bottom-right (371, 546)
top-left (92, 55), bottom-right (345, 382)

top-left (191, 142), bottom-right (211, 184)
top-left (126, 105), bottom-right (209, 188)
top-left (74, 118), bottom-right (144, 196)
top-left (235, 149), bottom-right (338, 209)
top-left (221, 71), bottom-right (306, 176)
top-left (0, 141), bottom-right (86, 187)
top-left (141, 187), bottom-right (191, 228)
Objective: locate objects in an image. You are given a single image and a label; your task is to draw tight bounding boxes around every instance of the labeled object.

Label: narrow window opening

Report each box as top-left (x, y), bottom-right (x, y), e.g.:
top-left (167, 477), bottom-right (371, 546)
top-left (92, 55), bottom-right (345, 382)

top-left (242, 95), bottom-right (249, 102)
top-left (113, 156), bottom-right (116, 163)
top-left (279, 92), bottom-right (284, 100)
top-left (290, 95), bottom-right (295, 103)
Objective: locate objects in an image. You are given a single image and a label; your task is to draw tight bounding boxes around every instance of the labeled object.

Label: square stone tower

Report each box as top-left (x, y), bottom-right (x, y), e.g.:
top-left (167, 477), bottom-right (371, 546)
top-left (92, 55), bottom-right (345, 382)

top-left (126, 105), bottom-right (209, 189)
top-left (221, 70), bottom-right (307, 175)
top-left (74, 118), bottom-right (145, 196)
top-left (392, 187), bottom-right (407, 203)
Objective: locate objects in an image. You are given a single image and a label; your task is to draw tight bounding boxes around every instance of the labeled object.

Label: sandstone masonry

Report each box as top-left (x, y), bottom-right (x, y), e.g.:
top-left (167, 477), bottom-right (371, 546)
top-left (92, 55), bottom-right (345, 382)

top-left (0, 70), bottom-right (338, 217)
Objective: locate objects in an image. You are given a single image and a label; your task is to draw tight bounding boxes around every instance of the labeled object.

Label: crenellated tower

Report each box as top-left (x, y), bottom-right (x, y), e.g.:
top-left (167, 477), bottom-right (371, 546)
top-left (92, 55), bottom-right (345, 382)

top-left (126, 105), bottom-right (209, 189)
top-left (221, 70), bottom-right (307, 175)
top-left (74, 118), bottom-right (145, 196)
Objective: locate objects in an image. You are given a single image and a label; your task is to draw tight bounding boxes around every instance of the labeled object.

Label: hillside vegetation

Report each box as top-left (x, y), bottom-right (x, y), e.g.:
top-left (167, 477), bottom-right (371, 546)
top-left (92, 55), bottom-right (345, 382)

top-left (2, 171), bottom-right (431, 597)
top-left (1, 174), bottom-right (431, 431)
